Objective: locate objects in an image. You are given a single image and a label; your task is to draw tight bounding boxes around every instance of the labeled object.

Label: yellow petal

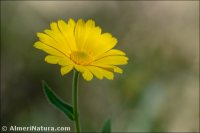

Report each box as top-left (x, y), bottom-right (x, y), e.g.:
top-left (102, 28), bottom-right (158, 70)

top-left (34, 41), bottom-right (66, 57)
top-left (37, 32), bottom-right (70, 56)
top-left (37, 32), bottom-right (57, 45)
top-left (100, 68), bottom-right (114, 80)
top-left (45, 55), bottom-right (73, 66)
top-left (85, 19), bottom-right (95, 29)
top-left (113, 67), bottom-right (123, 74)
top-left (74, 64), bottom-right (85, 72)
top-left (45, 55), bottom-right (60, 64)
top-left (60, 65), bottom-right (73, 75)
top-left (80, 19), bottom-right (96, 51)
top-left (87, 66), bottom-right (114, 80)
top-left (74, 19), bottom-right (103, 52)
top-left (50, 22), bottom-right (60, 32)
top-left (68, 18), bottom-right (76, 28)
top-left (44, 30), bottom-right (71, 55)
top-left (48, 22), bottom-right (75, 54)
top-left (91, 33), bottom-right (117, 57)
top-left (82, 69), bottom-right (93, 81)
top-left (58, 58), bottom-right (74, 66)
top-left (93, 56), bottom-right (128, 65)
top-left (75, 19), bottom-right (86, 50)
top-left (74, 65), bottom-right (93, 81)
top-left (90, 63), bottom-right (123, 74)
top-left (94, 49), bottom-right (125, 60)
top-left (82, 26), bottom-right (101, 53)
top-left (87, 66), bottom-right (103, 80)
top-left (57, 20), bottom-right (77, 51)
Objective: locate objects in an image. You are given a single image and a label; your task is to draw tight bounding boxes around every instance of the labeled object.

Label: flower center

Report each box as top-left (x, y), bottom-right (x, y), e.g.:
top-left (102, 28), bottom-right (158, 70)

top-left (70, 51), bottom-right (93, 65)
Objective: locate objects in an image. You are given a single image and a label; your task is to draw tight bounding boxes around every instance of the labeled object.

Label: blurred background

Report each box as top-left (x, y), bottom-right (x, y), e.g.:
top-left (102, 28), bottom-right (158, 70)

top-left (1, 1), bottom-right (199, 132)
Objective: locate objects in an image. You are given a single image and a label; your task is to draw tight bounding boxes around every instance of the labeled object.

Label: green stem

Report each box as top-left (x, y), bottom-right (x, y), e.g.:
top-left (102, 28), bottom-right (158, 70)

top-left (72, 70), bottom-right (81, 132)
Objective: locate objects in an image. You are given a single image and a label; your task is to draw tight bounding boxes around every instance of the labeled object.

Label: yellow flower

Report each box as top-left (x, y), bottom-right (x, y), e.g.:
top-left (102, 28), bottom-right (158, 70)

top-left (34, 19), bottom-right (128, 81)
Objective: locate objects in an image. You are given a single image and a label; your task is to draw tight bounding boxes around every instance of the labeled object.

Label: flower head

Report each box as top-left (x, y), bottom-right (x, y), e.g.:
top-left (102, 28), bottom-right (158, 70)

top-left (34, 19), bottom-right (128, 81)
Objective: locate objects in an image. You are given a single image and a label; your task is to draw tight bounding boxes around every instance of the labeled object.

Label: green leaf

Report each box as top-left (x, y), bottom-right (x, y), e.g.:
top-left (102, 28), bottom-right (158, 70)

top-left (101, 118), bottom-right (111, 133)
top-left (42, 80), bottom-right (74, 121)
